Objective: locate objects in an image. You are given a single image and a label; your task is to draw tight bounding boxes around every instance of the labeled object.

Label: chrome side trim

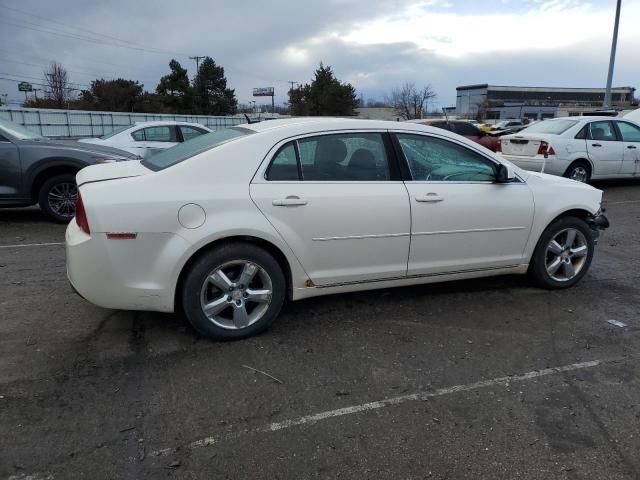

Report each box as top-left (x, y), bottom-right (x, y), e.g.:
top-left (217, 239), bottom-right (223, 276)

top-left (312, 232), bottom-right (410, 242)
top-left (316, 264), bottom-right (523, 289)
top-left (412, 226), bottom-right (526, 236)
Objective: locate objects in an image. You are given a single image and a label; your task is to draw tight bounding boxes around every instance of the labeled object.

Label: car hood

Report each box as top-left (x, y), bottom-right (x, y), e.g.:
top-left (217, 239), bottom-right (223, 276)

top-left (76, 160), bottom-right (151, 186)
top-left (18, 139), bottom-right (138, 159)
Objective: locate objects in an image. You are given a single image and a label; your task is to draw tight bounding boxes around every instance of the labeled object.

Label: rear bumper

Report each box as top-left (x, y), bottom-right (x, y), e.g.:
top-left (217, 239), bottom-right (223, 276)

top-left (66, 220), bottom-right (188, 313)
top-left (500, 154), bottom-right (567, 176)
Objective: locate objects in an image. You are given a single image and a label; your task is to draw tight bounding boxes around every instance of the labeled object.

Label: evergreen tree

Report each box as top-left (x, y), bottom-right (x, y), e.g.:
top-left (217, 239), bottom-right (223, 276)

top-left (156, 59), bottom-right (191, 113)
top-left (288, 63), bottom-right (358, 116)
top-left (192, 57), bottom-right (237, 115)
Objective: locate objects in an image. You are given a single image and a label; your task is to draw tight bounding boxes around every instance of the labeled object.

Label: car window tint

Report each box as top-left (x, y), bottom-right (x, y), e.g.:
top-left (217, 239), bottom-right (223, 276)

top-left (142, 126), bottom-right (176, 142)
top-left (589, 121), bottom-right (616, 141)
top-left (0, 134), bottom-right (9, 142)
top-left (453, 123), bottom-right (479, 136)
top-left (616, 121), bottom-right (640, 142)
top-left (429, 122), bottom-right (450, 130)
top-left (574, 125), bottom-right (588, 139)
top-left (131, 129), bottom-right (145, 141)
top-left (396, 134), bottom-right (496, 182)
top-left (298, 133), bottom-right (390, 181)
top-left (266, 142), bottom-right (299, 181)
top-left (180, 126), bottom-right (207, 142)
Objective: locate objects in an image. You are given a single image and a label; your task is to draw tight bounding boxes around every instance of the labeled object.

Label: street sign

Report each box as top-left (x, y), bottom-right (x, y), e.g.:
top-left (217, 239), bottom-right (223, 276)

top-left (253, 87), bottom-right (274, 97)
top-left (18, 82), bottom-right (33, 92)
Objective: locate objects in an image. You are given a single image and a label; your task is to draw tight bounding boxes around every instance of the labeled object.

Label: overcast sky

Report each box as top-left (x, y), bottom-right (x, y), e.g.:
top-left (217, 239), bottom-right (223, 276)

top-left (1, 0), bottom-right (638, 110)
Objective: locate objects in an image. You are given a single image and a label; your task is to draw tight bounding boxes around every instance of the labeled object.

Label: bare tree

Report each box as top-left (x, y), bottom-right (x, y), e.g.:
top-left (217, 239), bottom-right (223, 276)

top-left (44, 62), bottom-right (71, 108)
top-left (387, 82), bottom-right (437, 120)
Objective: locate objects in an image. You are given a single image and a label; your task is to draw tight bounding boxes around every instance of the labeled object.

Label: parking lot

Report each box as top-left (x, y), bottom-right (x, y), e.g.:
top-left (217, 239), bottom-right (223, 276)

top-left (0, 180), bottom-right (639, 479)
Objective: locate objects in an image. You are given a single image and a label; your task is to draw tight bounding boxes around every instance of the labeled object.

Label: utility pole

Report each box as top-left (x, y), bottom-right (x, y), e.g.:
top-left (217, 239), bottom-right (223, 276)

top-left (189, 56), bottom-right (206, 73)
top-left (288, 81), bottom-right (297, 91)
top-left (604, 0), bottom-right (622, 108)
top-left (32, 88), bottom-right (42, 100)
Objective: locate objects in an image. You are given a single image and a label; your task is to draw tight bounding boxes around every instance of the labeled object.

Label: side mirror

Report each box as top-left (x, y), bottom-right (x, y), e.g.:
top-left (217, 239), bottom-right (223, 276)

top-left (495, 163), bottom-right (516, 183)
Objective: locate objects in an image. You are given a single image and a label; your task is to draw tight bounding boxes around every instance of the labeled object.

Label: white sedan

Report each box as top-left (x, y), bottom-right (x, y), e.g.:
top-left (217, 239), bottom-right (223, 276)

top-left (498, 116), bottom-right (640, 182)
top-left (79, 121), bottom-right (211, 158)
top-left (66, 118), bottom-right (609, 340)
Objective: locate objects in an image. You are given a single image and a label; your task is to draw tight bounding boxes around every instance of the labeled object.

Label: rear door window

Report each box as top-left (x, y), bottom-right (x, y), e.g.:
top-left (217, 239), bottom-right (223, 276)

top-left (589, 121), bottom-right (617, 141)
top-left (297, 133), bottom-right (391, 181)
top-left (616, 121), bottom-right (640, 142)
top-left (180, 125), bottom-right (208, 142)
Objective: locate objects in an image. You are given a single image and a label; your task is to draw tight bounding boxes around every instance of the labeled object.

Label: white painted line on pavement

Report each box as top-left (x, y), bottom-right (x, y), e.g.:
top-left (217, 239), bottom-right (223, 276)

top-left (606, 200), bottom-right (640, 205)
top-left (151, 357), bottom-right (611, 457)
top-left (0, 242), bottom-right (64, 249)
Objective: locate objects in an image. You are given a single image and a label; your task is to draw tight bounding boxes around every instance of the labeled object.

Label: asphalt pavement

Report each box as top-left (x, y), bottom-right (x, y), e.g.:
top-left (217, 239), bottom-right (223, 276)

top-left (1, 180), bottom-right (640, 480)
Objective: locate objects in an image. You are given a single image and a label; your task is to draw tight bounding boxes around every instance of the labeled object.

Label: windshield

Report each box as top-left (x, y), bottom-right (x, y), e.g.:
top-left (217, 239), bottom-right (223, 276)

top-left (142, 126), bottom-right (254, 171)
top-left (100, 125), bottom-right (132, 139)
top-left (0, 118), bottom-right (44, 140)
top-left (520, 119), bottom-right (578, 135)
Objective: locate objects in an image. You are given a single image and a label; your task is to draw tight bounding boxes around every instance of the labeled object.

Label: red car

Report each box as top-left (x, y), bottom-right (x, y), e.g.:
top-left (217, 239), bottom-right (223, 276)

top-left (417, 120), bottom-right (500, 152)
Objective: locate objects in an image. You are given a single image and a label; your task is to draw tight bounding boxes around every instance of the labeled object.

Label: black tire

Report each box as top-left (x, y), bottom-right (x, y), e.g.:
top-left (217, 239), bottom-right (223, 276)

top-left (529, 216), bottom-right (594, 289)
top-left (181, 243), bottom-right (286, 340)
top-left (38, 173), bottom-right (78, 223)
top-left (564, 161), bottom-right (591, 183)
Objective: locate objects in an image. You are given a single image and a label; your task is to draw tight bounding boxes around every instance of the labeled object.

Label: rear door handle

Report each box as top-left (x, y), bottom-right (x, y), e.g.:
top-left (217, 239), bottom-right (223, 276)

top-left (272, 195), bottom-right (307, 207)
top-left (592, 143), bottom-right (602, 147)
top-left (628, 145), bottom-right (637, 149)
top-left (415, 193), bottom-right (444, 203)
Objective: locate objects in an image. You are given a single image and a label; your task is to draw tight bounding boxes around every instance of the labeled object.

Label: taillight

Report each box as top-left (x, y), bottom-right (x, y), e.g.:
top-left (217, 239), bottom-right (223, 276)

top-left (495, 140), bottom-right (502, 153)
top-left (75, 192), bottom-right (90, 234)
top-left (537, 141), bottom-right (555, 157)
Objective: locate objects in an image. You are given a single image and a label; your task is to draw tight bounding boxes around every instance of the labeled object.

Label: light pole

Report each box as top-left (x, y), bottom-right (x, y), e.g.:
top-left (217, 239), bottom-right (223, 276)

top-left (604, 0), bottom-right (622, 108)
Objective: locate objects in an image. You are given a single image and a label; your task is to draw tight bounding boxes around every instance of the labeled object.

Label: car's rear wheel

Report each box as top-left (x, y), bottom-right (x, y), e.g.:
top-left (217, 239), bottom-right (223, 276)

top-left (181, 243), bottom-right (286, 340)
top-left (529, 216), bottom-right (594, 289)
top-left (564, 161), bottom-right (591, 183)
top-left (38, 174), bottom-right (78, 223)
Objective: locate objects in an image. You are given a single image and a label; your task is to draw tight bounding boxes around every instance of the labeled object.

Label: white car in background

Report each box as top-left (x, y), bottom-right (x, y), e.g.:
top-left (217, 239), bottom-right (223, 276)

top-left (79, 121), bottom-right (211, 158)
top-left (67, 118), bottom-right (609, 341)
top-left (498, 116), bottom-right (640, 182)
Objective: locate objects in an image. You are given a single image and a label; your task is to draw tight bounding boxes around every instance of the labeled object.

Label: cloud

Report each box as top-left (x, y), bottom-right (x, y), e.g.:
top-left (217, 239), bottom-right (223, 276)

top-left (1, 0), bottom-right (637, 108)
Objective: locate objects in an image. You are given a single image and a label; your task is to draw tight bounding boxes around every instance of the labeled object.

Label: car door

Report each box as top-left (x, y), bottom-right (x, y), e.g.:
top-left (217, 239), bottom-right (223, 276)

top-left (614, 121), bottom-right (640, 176)
top-left (250, 131), bottom-right (411, 286)
top-left (130, 126), bottom-right (179, 158)
top-left (586, 120), bottom-right (624, 176)
top-left (0, 134), bottom-right (21, 197)
top-left (394, 132), bottom-right (534, 275)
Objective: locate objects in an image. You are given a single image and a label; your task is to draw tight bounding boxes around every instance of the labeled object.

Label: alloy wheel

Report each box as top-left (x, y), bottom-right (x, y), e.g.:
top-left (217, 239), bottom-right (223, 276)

top-left (200, 260), bottom-right (273, 330)
top-left (569, 166), bottom-right (589, 183)
top-left (545, 228), bottom-right (589, 282)
top-left (48, 181), bottom-right (78, 218)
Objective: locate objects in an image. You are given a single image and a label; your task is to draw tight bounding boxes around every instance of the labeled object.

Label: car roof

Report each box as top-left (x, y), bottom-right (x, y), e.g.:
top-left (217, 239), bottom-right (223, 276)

top-left (241, 117), bottom-right (451, 135)
top-left (130, 121), bottom-right (209, 128)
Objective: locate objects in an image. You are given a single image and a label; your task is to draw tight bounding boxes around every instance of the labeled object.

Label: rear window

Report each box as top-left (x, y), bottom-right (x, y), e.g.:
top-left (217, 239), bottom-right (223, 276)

top-left (521, 119), bottom-right (577, 135)
top-left (141, 127), bottom-right (253, 171)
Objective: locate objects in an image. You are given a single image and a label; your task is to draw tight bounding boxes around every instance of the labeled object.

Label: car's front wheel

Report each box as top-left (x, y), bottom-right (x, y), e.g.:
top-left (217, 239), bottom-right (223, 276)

top-left (181, 243), bottom-right (286, 340)
top-left (529, 216), bottom-right (594, 289)
top-left (38, 174), bottom-right (78, 223)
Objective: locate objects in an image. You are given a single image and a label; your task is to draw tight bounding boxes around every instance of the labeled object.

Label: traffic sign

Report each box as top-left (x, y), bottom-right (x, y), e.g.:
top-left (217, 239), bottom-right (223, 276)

top-left (18, 82), bottom-right (33, 92)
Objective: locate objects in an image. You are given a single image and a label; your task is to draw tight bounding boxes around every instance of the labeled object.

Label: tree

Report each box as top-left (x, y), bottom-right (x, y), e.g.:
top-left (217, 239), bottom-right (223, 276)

top-left (387, 82), bottom-right (437, 120)
top-left (79, 78), bottom-right (143, 112)
top-left (288, 63), bottom-right (359, 116)
top-left (45, 62), bottom-right (72, 108)
top-left (156, 59), bottom-right (191, 113)
top-left (192, 57), bottom-right (237, 115)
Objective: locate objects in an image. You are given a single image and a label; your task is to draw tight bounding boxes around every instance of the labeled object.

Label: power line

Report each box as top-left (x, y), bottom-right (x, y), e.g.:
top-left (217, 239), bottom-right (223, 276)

top-left (189, 56), bottom-right (206, 73)
top-left (0, 3), bottom-right (146, 48)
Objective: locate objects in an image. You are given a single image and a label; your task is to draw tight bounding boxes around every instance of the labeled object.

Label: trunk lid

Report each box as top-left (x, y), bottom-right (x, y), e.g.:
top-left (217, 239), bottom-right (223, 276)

top-left (76, 160), bottom-right (151, 186)
top-left (500, 133), bottom-right (555, 157)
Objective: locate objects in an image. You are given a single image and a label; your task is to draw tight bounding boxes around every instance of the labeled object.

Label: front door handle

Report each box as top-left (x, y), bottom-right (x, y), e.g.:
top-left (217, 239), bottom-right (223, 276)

top-left (272, 195), bottom-right (308, 207)
top-left (628, 145), bottom-right (637, 149)
top-left (415, 193), bottom-right (444, 203)
top-left (592, 143), bottom-right (602, 147)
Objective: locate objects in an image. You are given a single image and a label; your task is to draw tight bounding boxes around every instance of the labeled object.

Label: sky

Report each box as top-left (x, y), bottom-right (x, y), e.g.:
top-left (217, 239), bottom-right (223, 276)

top-left (0, 0), bottom-right (638, 110)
